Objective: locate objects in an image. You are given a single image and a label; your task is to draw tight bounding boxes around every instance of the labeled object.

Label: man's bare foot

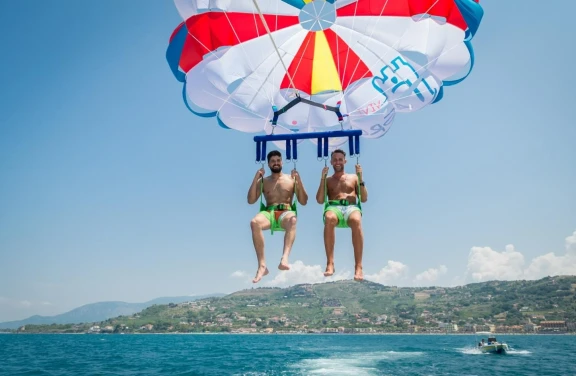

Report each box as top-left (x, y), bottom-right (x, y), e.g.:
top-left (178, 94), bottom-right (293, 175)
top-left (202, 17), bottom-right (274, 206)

top-left (278, 258), bottom-right (290, 271)
top-left (324, 263), bottom-right (335, 277)
top-left (252, 265), bottom-right (269, 283)
top-left (354, 265), bottom-right (363, 281)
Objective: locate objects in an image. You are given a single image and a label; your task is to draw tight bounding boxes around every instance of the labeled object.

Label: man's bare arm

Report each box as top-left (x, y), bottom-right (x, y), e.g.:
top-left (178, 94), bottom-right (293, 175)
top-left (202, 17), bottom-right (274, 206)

top-left (292, 170), bottom-right (309, 205)
top-left (355, 164), bottom-right (367, 203)
top-left (359, 181), bottom-right (368, 203)
top-left (247, 168), bottom-right (264, 204)
top-left (315, 167), bottom-right (329, 204)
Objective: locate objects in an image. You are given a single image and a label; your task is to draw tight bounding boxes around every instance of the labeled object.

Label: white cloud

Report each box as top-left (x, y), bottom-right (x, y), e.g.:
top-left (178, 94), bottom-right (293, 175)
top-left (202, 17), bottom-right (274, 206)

top-left (414, 265), bottom-right (448, 283)
top-left (523, 230), bottom-right (576, 278)
top-left (262, 260), bottom-right (350, 288)
top-left (566, 231), bottom-right (576, 254)
top-left (450, 275), bottom-right (465, 287)
top-left (230, 270), bottom-right (247, 278)
top-left (229, 260), bottom-right (351, 288)
top-left (19, 300), bottom-right (32, 307)
top-left (364, 260), bottom-right (409, 284)
top-left (466, 229), bottom-right (576, 282)
top-left (227, 230), bottom-right (576, 290)
top-left (467, 244), bottom-right (525, 281)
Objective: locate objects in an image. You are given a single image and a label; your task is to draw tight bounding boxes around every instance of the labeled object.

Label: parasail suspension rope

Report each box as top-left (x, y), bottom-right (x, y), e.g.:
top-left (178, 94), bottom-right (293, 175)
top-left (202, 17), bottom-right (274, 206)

top-left (252, 0), bottom-right (298, 93)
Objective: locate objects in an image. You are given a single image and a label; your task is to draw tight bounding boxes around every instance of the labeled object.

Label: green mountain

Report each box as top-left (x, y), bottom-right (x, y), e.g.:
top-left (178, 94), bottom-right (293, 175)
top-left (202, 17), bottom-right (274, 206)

top-left (0, 294), bottom-right (224, 330)
top-left (10, 276), bottom-right (576, 334)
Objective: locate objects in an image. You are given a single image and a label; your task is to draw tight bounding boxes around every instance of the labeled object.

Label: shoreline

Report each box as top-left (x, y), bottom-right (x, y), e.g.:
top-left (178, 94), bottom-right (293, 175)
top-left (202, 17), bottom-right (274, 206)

top-left (3, 332), bottom-right (574, 336)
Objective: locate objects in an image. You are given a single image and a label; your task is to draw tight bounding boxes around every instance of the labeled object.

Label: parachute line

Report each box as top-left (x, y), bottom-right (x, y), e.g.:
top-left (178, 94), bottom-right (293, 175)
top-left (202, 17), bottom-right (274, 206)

top-left (252, 0), bottom-right (298, 92)
top-left (246, 58), bottom-right (287, 109)
top-left (202, 89), bottom-right (267, 120)
top-left (340, 0), bottom-right (360, 97)
top-left (341, 0), bottom-right (391, 92)
top-left (179, 26), bottom-right (276, 109)
top-left (222, 10), bottom-right (275, 104)
top-left (340, 0), bottom-right (380, 91)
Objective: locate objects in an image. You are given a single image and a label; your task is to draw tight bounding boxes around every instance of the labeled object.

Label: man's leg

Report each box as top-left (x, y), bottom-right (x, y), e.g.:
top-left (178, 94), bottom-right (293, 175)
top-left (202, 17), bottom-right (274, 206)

top-left (250, 213), bottom-right (271, 283)
top-left (278, 212), bottom-right (297, 270)
top-left (347, 209), bottom-right (364, 281)
top-left (323, 209), bottom-right (339, 276)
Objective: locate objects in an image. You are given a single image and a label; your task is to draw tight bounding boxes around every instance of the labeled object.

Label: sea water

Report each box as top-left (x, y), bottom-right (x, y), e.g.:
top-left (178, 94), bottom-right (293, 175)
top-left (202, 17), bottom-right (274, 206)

top-left (0, 334), bottom-right (573, 375)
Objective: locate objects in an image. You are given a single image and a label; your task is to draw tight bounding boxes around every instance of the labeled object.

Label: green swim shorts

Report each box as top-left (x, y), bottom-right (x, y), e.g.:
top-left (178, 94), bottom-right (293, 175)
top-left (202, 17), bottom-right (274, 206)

top-left (323, 201), bottom-right (362, 228)
top-left (260, 204), bottom-right (296, 233)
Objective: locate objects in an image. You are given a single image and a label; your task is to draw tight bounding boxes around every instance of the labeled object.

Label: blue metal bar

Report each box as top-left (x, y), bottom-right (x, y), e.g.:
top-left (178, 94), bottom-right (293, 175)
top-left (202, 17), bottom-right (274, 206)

top-left (254, 130), bottom-right (362, 162)
top-left (348, 136), bottom-right (354, 156)
top-left (254, 129), bottom-right (361, 142)
top-left (286, 139), bottom-right (291, 160)
top-left (261, 141), bottom-right (267, 162)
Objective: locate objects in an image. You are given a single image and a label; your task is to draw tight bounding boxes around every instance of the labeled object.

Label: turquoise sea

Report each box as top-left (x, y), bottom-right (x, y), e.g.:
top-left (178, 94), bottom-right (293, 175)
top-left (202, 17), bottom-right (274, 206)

top-left (0, 334), bottom-right (574, 375)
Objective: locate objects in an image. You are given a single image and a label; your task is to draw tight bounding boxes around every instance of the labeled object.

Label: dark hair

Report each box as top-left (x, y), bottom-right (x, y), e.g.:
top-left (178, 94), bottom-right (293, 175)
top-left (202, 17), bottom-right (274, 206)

top-left (331, 149), bottom-right (346, 157)
top-left (267, 150), bottom-right (282, 162)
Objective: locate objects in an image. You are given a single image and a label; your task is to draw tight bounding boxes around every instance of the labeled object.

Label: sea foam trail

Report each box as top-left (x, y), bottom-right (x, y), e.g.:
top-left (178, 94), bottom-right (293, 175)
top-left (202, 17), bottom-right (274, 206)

top-left (293, 351), bottom-right (425, 375)
top-left (507, 349), bottom-right (531, 355)
top-left (457, 347), bottom-right (484, 355)
top-left (457, 347), bottom-right (532, 355)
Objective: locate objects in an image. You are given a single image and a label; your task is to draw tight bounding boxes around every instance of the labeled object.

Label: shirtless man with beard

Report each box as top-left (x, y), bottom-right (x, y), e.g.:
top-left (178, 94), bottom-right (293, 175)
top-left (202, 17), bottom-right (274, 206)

top-left (247, 150), bottom-right (309, 283)
top-left (316, 149), bottom-right (368, 281)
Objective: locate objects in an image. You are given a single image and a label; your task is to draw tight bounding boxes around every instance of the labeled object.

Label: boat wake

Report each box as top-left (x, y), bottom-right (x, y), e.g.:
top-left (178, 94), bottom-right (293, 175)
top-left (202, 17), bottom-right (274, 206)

top-left (457, 346), bottom-right (532, 355)
top-left (457, 346), bottom-right (484, 355)
top-left (292, 351), bottom-right (425, 375)
top-left (506, 349), bottom-right (531, 355)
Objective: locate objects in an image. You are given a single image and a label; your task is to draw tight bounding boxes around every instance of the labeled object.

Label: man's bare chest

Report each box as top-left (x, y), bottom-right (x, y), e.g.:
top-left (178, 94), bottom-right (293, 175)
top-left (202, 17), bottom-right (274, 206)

top-left (264, 179), bottom-right (293, 196)
top-left (328, 175), bottom-right (355, 193)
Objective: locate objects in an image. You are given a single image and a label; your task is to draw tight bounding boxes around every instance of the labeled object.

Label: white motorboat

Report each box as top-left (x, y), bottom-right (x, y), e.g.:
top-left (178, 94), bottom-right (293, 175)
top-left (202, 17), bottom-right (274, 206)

top-left (475, 331), bottom-right (509, 354)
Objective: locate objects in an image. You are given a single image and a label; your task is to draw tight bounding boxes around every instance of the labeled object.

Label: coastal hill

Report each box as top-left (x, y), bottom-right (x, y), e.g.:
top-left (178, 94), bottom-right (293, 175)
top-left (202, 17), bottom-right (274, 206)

top-left (9, 276), bottom-right (576, 334)
top-left (0, 294), bottom-right (224, 330)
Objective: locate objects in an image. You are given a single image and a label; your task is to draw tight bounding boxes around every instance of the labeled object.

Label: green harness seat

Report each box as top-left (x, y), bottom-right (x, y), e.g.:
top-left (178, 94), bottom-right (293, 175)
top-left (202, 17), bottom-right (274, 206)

top-left (322, 173), bottom-right (363, 228)
top-left (258, 178), bottom-right (298, 235)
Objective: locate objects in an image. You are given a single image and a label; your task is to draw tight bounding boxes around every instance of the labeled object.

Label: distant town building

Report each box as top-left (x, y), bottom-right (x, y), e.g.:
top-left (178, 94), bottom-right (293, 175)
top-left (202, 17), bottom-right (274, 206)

top-left (539, 321), bottom-right (567, 332)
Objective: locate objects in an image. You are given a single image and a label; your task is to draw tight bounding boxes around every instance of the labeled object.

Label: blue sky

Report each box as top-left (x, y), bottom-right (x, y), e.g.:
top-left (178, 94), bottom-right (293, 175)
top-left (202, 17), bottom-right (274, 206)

top-left (0, 0), bottom-right (575, 322)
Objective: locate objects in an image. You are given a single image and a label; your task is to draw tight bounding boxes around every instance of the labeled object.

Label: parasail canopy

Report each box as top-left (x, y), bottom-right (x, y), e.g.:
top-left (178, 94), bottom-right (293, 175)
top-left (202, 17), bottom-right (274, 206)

top-left (166, 0), bottom-right (483, 151)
